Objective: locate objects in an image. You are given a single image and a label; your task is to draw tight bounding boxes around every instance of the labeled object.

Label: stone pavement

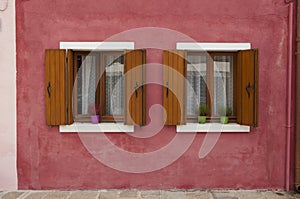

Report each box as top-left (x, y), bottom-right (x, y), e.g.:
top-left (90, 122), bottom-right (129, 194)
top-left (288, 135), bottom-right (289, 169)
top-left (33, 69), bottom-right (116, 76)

top-left (0, 190), bottom-right (299, 199)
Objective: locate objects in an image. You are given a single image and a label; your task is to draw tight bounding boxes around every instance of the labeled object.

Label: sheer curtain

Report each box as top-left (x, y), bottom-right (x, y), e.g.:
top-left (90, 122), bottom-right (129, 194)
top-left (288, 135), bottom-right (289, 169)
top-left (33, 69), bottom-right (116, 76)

top-left (186, 54), bottom-right (207, 115)
top-left (105, 55), bottom-right (124, 115)
top-left (213, 55), bottom-right (233, 115)
top-left (77, 55), bottom-right (97, 115)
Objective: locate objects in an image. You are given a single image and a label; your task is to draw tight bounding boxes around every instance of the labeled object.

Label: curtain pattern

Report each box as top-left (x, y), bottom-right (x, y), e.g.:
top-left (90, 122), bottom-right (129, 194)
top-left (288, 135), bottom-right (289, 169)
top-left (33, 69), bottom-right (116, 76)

top-left (105, 55), bottom-right (124, 115)
top-left (77, 55), bottom-right (97, 115)
top-left (186, 55), bottom-right (207, 115)
top-left (213, 56), bottom-right (233, 115)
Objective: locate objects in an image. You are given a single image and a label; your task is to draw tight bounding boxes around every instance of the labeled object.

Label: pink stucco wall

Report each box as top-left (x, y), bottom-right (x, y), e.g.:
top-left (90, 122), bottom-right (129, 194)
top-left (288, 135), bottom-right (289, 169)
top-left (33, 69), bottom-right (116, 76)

top-left (16, 0), bottom-right (292, 190)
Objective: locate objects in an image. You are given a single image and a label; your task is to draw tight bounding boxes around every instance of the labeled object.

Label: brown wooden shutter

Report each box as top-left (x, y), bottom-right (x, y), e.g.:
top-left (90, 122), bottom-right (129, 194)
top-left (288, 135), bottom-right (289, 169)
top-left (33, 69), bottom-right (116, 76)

top-left (163, 50), bottom-right (186, 125)
top-left (236, 49), bottom-right (258, 126)
top-left (124, 49), bottom-right (146, 126)
top-left (45, 49), bottom-right (74, 126)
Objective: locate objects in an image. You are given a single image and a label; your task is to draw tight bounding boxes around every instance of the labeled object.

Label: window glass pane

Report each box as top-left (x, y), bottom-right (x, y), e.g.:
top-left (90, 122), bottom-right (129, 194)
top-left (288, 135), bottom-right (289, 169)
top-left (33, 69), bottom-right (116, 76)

top-left (186, 54), bottom-right (207, 115)
top-left (77, 54), bottom-right (97, 115)
top-left (213, 55), bottom-right (233, 115)
top-left (105, 55), bottom-right (124, 115)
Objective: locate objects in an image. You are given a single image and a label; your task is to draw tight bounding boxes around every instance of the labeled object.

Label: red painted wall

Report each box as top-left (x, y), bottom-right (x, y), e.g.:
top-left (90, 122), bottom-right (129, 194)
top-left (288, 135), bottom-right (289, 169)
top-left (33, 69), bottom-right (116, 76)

top-left (16, 0), bottom-right (291, 190)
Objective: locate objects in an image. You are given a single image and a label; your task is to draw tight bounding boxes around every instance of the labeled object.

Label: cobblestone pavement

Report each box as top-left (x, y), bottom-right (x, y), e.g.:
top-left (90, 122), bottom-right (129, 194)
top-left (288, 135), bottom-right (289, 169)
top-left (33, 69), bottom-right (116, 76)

top-left (0, 190), bottom-right (299, 199)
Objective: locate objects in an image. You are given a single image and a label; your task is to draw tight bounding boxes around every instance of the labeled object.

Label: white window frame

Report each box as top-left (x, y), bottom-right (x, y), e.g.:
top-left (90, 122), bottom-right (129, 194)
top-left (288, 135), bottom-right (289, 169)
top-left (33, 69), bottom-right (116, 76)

top-left (59, 41), bottom-right (135, 133)
top-left (176, 42), bottom-right (251, 133)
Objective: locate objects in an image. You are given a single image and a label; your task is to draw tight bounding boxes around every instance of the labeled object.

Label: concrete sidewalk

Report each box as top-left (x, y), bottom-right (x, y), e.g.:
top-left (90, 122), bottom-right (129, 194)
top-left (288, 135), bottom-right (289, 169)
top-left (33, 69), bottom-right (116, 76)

top-left (0, 190), bottom-right (299, 199)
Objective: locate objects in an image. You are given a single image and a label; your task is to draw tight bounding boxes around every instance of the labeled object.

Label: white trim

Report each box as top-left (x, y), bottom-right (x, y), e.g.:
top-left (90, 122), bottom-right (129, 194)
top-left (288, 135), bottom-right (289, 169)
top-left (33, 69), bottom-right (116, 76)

top-left (60, 122), bottom-right (134, 133)
top-left (176, 42), bottom-right (251, 51)
top-left (176, 123), bottom-right (250, 133)
top-left (59, 42), bottom-right (135, 50)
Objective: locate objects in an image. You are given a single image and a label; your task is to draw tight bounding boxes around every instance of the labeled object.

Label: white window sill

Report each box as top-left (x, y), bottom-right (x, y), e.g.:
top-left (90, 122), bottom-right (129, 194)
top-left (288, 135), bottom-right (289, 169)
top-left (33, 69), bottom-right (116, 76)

top-left (59, 122), bottom-right (134, 133)
top-left (176, 123), bottom-right (250, 133)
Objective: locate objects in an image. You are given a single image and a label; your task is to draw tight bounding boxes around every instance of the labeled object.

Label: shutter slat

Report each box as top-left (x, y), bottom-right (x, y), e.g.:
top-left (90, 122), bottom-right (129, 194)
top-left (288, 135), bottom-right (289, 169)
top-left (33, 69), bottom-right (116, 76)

top-left (136, 50), bottom-right (143, 124)
top-left (168, 51), bottom-right (174, 124)
top-left (173, 52), bottom-right (178, 124)
top-left (54, 50), bottom-right (59, 124)
top-left (50, 50), bottom-right (57, 124)
top-left (59, 50), bottom-right (66, 124)
top-left (67, 50), bottom-right (74, 124)
top-left (163, 50), bottom-right (186, 125)
top-left (45, 50), bottom-right (51, 125)
top-left (132, 51), bottom-right (137, 125)
top-left (163, 51), bottom-right (169, 124)
top-left (124, 51), bottom-right (131, 124)
top-left (142, 51), bottom-right (146, 125)
top-left (236, 52), bottom-right (242, 124)
top-left (178, 51), bottom-right (186, 124)
top-left (236, 49), bottom-right (258, 126)
top-left (254, 49), bottom-right (259, 126)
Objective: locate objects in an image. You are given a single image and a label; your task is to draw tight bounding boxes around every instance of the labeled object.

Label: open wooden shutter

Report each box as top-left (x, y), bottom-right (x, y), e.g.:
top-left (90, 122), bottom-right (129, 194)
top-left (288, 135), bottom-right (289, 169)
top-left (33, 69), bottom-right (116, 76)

top-left (236, 49), bottom-right (258, 126)
top-left (163, 50), bottom-right (186, 125)
top-left (124, 49), bottom-right (146, 126)
top-left (45, 49), bottom-right (74, 126)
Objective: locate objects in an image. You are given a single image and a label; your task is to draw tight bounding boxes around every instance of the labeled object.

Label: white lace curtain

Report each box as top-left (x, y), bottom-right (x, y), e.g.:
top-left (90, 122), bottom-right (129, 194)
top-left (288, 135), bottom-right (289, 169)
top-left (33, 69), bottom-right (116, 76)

top-left (105, 55), bottom-right (124, 115)
top-left (213, 55), bottom-right (233, 115)
top-left (77, 55), bottom-right (97, 115)
top-left (186, 55), bottom-right (207, 115)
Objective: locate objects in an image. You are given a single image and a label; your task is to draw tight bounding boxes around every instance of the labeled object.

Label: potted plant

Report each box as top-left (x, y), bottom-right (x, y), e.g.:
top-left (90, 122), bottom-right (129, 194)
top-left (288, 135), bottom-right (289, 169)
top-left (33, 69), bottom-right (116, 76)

top-left (88, 104), bottom-right (100, 124)
top-left (219, 106), bottom-right (232, 124)
top-left (198, 105), bottom-right (209, 124)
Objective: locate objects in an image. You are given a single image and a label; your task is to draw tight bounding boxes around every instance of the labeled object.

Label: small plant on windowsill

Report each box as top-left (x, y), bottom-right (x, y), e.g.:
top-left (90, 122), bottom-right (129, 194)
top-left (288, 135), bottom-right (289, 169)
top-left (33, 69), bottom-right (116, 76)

top-left (88, 104), bottom-right (100, 124)
top-left (198, 105), bottom-right (209, 124)
top-left (219, 106), bottom-right (232, 124)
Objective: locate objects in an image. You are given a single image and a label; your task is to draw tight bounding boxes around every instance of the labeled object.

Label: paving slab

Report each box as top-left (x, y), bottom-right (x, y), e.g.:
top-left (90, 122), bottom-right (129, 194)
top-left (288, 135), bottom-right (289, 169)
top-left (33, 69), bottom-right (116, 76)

top-left (211, 190), bottom-right (240, 199)
top-left (185, 190), bottom-right (214, 199)
top-left (23, 191), bottom-right (50, 199)
top-left (119, 190), bottom-right (138, 198)
top-left (1, 191), bottom-right (26, 199)
top-left (261, 191), bottom-right (299, 199)
top-left (42, 191), bottom-right (70, 199)
top-left (161, 190), bottom-right (188, 199)
top-left (69, 191), bottom-right (99, 199)
top-left (290, 192), bottom-right (300, 199)
top-left (234, 190), bottom-right (266, 199)
top-left (140, 190), bottom-right (161, 199)
top-left (99, 190), bottom-right (119, 199)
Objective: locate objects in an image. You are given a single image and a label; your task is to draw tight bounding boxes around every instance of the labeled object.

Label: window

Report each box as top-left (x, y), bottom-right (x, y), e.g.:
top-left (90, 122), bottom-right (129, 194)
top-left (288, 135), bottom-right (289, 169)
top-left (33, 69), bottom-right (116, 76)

top-left (73, 51), bottom-right (124, 122)
top-left (163, 49), bottom-right (258, 127)
top-left (45, 49), bottom-right (146, 126)
top-left (186, 52), bottom-right (236, 122)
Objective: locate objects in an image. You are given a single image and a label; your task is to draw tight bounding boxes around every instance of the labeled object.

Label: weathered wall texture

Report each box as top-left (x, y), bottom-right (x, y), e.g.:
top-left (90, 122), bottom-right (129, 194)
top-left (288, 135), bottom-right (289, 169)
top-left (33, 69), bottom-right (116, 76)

top-left (17, 0), bottom-right (291, 190)
top-left (0, 0), bottom-right (17, 190)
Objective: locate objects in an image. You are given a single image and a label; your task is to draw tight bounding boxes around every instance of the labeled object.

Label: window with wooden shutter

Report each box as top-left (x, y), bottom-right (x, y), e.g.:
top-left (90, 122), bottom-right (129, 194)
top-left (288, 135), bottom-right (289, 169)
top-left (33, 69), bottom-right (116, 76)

top-left (45, 49), bottom-right (74, 126)
top-left (164, 49), bottom-right (258, 127)
top-left (46, 49), bottom-right (146, 127)
top-left (236, 49), bottom-right (258, 126)
top-left (124, 49), bottom-right (146, 126)
top-left (163, 50), bottom-right (186, 125)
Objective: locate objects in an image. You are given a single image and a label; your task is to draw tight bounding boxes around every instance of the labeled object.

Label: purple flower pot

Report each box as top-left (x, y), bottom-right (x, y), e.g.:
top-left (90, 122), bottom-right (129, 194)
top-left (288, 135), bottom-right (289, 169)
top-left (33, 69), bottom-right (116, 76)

top-left (90, 115), bottom-right (99, 124)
